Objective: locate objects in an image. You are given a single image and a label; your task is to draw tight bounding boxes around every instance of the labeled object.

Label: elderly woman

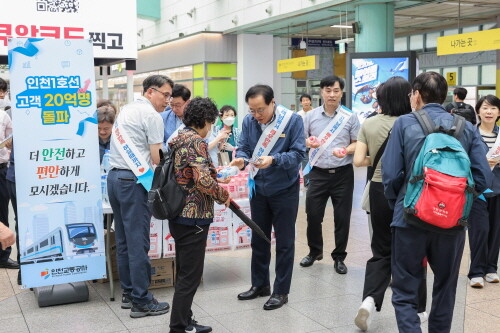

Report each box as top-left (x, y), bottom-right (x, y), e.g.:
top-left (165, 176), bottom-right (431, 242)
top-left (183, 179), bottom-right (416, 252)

top-left (168, 97), bottom-right (231, 333)
top-left (97, 105), bottom-right (116, 163)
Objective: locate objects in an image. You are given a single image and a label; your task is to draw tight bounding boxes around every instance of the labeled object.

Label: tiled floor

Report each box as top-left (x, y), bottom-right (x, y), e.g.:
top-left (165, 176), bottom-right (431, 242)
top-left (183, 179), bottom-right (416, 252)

top-left (1, 167), bottom-right (498, 332)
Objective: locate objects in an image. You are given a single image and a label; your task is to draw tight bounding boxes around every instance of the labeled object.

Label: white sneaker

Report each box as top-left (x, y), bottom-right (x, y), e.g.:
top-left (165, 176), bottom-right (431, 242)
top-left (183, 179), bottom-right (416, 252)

top-left (418, 311), bottom-right (428, 324)
top-left (470, 277), bottom-right (484, 288)
top-left (354, 296), bottom-right (375, 331)
top-left (485, 273), bottom-right (500, 283)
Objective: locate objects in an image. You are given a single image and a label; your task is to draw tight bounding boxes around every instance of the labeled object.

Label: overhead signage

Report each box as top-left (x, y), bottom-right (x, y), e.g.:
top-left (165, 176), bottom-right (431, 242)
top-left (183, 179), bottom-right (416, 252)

top-left (437, 29), bottom-right (500, 56)
top-left (9, 38), bottom-right (106, 288)
top-left (277, 55), bottom-right (317, 73)
top-left (446, 72), bottom-right (457, 86)
top-left (0, 0), bottom-right (137, 59)
top-left (291, 38), bottom-right (337, 48)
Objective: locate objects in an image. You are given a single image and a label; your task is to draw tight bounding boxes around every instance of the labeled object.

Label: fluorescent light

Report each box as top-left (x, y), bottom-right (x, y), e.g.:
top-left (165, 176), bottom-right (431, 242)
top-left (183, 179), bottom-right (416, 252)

top-left (331, 25), bottom-right (352, 29)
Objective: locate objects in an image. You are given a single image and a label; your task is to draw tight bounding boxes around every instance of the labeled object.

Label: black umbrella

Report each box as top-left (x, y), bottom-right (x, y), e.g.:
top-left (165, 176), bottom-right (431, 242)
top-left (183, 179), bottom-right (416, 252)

top-left (229, 200), bottom-right (271, 244)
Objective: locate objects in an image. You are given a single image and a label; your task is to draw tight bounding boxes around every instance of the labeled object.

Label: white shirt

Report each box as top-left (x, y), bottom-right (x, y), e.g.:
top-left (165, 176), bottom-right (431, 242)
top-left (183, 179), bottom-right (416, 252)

top-left (109, 97), bottom-right (164, 170)
top-left (0, 110), bottom-right (12, 163)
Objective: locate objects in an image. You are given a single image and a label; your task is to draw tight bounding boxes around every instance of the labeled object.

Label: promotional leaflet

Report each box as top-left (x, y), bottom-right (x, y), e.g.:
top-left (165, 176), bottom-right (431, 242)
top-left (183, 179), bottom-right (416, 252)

top-left (9, 38), bottom-right (106, 288)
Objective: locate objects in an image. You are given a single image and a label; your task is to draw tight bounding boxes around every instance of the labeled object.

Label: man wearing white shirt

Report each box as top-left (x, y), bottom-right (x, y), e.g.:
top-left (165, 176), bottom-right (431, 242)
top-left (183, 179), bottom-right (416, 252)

top-left (108, 75), bottom-right (172, 318)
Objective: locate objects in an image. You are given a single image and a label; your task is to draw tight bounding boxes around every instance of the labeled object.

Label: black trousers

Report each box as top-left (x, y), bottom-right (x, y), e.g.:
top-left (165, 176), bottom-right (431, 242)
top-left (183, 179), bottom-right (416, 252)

top-left (468, 196), bottom-right (500, 278)
top-left (363, 182), bottom-right (427, 312)
top-left (0, 167), bottom-right (12, 261)
top-left (250, 181), bottom-right (299, 295)
top-left (392, 226), bottom-right (465, 333)
top-left (169, 222), bottom-right (209, 333)
top-left (305, 165), bottom-right (354, 260)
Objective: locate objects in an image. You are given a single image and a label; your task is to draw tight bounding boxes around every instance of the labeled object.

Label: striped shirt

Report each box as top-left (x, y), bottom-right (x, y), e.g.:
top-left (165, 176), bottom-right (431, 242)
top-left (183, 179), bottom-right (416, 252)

top-left (479, 128), bottom-right (497, 150)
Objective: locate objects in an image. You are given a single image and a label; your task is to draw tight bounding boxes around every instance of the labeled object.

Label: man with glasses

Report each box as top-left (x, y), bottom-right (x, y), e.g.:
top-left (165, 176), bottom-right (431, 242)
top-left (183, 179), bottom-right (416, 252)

top-left (161, 84), bottom-right (191, 146)
top-left (300, 75), bottom-right (360, 275)
top-left (230, 84), bottom-right (305, 310)
top-left (108, 75), bottom-right (172, 318)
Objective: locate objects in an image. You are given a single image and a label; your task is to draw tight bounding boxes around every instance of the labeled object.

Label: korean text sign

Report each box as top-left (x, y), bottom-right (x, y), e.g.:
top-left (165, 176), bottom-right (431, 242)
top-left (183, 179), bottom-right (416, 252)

top-left (0, 0), bottom-right (137, 59)
top-left (9, 38), bottom-right (106, 288)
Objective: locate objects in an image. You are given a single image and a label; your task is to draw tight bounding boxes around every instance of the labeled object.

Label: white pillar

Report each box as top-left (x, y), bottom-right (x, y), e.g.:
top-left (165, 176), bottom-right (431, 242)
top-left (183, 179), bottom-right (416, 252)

top-left (237, 34), bottom-right (274, 127)
top-left (126, 70), bottom-right (134, 103)
top-left (102, 66), bottom-right (109, 99)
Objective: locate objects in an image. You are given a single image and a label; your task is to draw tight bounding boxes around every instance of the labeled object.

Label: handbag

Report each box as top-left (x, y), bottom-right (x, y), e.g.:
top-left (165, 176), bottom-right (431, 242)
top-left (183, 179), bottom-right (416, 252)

top-left (217, 151), bottom-right (230, 166)
top-left (361, 134), bottom-right (390, 212)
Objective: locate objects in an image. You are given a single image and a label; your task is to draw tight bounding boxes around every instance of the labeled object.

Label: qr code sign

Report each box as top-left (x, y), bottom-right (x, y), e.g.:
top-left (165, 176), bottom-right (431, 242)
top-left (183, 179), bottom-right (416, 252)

top-left (36, 0), bottom-right (79, 13)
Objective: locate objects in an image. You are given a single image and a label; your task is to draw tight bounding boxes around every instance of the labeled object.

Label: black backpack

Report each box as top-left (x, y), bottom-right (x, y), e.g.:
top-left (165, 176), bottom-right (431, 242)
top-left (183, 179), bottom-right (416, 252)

top-left (451, 102), bottom-right (476, 125)
top-left (147, 149), bottom-right (186, 220)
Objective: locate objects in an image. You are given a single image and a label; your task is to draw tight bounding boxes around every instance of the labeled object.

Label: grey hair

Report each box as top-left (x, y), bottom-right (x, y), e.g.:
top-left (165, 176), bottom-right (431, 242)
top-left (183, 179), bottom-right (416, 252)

top-left (97, 105), bottom-right (116, 124)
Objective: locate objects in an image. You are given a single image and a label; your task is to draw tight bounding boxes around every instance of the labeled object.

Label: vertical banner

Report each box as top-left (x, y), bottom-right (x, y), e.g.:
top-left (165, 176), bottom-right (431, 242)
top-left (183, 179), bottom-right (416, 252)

top-left (8, 38), bottom-right (105, 288)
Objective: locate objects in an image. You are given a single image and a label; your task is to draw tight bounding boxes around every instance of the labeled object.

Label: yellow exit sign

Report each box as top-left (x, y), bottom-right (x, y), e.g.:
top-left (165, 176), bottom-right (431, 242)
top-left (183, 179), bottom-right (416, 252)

top-left (437, 28), bottom-right (500, 56)
top-left (277, 55), bottom-right (317, 73)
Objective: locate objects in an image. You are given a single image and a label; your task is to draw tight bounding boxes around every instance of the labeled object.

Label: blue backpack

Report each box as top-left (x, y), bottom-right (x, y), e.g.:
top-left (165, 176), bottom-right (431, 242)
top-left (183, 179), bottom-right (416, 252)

top-left (404, 110), bottom-right (476, 233)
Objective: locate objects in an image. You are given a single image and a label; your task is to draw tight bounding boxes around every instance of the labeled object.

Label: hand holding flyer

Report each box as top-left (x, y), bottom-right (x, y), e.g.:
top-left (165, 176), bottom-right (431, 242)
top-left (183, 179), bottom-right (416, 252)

top-left (307, 136), bottom-right (320, 148)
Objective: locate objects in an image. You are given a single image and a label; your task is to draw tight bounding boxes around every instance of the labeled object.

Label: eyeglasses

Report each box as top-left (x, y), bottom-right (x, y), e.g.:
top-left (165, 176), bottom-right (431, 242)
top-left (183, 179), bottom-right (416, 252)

top-left (408, 90), bottom-right (413, 98)
top-left (152, 87), bottom-right (172, 99)
top-left (170, 102), bottom-right (185, 109)
top-left (248, 108), bottom-right (267, 115)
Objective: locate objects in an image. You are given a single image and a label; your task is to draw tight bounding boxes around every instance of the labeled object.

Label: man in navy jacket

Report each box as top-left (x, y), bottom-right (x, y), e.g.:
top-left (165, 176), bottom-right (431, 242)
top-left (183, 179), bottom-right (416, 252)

top-left (231, 84), bottom-right (305, 310)
top-left (382, 72), bottom-right (491, 332)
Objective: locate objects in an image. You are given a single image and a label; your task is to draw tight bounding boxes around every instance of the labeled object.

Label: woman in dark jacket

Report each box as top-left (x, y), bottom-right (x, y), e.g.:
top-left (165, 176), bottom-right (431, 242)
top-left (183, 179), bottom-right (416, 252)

top-left (168, 97), bottom-right (231, 333)
top-left (468, 94), bottom-right (500, 288)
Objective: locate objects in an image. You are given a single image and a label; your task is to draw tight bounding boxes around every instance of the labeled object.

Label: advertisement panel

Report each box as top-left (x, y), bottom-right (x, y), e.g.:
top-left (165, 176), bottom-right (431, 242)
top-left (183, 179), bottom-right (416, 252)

top-left (0, 0), bottom-right (137, 59)
top-left (9, 38), bottom-right (105, 288)
top-left (346, 52), bottom-right (418, 123)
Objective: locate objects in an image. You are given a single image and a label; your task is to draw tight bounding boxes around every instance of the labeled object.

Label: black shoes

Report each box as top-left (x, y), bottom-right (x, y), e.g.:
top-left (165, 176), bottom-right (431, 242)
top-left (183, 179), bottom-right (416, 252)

top-left (185, 317), bottom-right (212, 333)
top-left (300, 254), bottom-right (323, 267)
top-left (263, 294), bottom-right (288, 310)
top-left (130, 297), bottom-right (170, 318)
top-left (334, 259), bottom-right (348, 274)
top-left (237, 285), bottom-right (271, 300)
top-left (0, 258), bottom-right (19, 269)
top-left (121, 293), bottom-right (133, 309)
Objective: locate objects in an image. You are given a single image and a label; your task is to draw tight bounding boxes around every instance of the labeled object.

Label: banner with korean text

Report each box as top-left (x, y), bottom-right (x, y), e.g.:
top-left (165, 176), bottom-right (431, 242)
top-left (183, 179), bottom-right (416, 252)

top-left (9, 38), bottom-right (105, 288)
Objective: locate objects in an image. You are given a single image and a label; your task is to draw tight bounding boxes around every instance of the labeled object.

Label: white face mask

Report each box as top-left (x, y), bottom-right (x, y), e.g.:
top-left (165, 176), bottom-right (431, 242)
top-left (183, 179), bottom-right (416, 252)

top-left (223, 116), bottom-right (235, 126)
top-left (0, 99), bottom-right (8, 110)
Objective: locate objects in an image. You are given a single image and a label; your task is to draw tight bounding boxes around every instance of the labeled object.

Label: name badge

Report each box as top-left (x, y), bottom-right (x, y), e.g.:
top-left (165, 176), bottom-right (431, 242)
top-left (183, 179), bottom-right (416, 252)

top-left (279, 134), bottom-right (286, 138)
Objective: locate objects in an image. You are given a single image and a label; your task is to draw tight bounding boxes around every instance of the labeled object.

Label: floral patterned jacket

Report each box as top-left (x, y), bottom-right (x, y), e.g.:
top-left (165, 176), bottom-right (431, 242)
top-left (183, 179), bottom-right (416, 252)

top-left (169, 127), bottom-right (229, 219)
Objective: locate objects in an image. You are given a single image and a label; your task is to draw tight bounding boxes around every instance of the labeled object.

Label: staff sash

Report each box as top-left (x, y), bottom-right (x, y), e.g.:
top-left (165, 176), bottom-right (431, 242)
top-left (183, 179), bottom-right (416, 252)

top-left (112, 119), bottom-right (155, 191)
top-left (303, 105), bottom-right (354, 175)
top-left (248, 105), bottom-right (294, 198)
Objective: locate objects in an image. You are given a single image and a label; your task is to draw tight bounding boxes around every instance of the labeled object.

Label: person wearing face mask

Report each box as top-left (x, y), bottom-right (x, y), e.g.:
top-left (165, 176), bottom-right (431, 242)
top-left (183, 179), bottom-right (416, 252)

top-left (168, 97), bottom-right (231, 333)
top-left (209, 105), bottom-right (241, 166)
top-left (467, 94), bottom-right (500, 289)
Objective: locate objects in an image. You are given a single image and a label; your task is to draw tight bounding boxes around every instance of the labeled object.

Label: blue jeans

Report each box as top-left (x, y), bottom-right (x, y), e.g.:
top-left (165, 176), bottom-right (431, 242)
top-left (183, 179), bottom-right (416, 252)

top-left (108, 169), bottom-right (153, 304)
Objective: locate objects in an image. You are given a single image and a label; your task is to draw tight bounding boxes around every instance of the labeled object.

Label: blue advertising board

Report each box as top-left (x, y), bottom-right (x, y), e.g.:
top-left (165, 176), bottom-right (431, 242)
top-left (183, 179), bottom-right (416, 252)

top-left (8, 38), bottom-right (105, 288)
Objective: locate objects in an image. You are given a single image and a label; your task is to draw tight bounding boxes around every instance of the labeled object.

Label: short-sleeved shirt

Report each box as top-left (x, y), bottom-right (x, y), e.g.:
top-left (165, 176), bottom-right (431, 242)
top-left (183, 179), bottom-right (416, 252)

top-left (0, 109), bottom-right (12, 164)
top-left (303, 104), bottom-right (360, 168)
top-left (357, 114), bottom-right (396, 183)
top-left (109, 97), bottom-right (164, 170)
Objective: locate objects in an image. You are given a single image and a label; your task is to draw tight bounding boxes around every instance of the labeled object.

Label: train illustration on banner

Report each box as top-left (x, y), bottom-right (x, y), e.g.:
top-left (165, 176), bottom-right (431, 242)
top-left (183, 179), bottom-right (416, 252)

top-left (21, 222), bottom-right (98, 264)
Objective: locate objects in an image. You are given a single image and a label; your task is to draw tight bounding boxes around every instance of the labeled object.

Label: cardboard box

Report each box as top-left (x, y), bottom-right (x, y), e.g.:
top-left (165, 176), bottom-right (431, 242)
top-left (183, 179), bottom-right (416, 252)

top-left (232, 199), bottom-right (253, 249)
top-left (151, 257), bottom-right (175, 276)
top-left (207, 204), bottom-right (233, 252)
top-left (162, 220), bottom-right (176, 258)
top-left (148, 217), bottom-right (163, 259)
top-left (149, 257), bottom-right (175, 289)
top-left (150, 274), bottom-right (174, 289)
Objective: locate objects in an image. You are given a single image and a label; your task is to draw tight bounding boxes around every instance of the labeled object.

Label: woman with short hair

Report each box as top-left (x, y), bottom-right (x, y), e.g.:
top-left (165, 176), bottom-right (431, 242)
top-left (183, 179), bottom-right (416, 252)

top-left (168, 97), bottom-right (231, 333)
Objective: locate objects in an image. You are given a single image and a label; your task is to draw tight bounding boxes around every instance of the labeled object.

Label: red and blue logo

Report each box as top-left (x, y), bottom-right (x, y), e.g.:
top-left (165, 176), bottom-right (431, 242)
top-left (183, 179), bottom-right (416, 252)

top-left (40, 269), bottom-right (50, 279)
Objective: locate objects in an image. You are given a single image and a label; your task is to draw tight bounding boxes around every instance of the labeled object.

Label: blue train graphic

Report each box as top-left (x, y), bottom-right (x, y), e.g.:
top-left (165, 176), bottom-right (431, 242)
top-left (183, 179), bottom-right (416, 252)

top-left (21, 223), bottom-right (98, 264)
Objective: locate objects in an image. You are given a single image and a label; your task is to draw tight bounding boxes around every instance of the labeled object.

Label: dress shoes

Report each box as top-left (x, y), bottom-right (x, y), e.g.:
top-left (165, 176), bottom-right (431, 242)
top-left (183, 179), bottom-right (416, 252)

top-left (263, 294), bottom-right (288, 310)
top-left (299, 254), bottom-right (323, 267)
top-left (0, 258), bottom-right (20, 269)
top-left (237, 286), bottom-right (271, 300)
top-left (334, 259), bottom-right (348, 274)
